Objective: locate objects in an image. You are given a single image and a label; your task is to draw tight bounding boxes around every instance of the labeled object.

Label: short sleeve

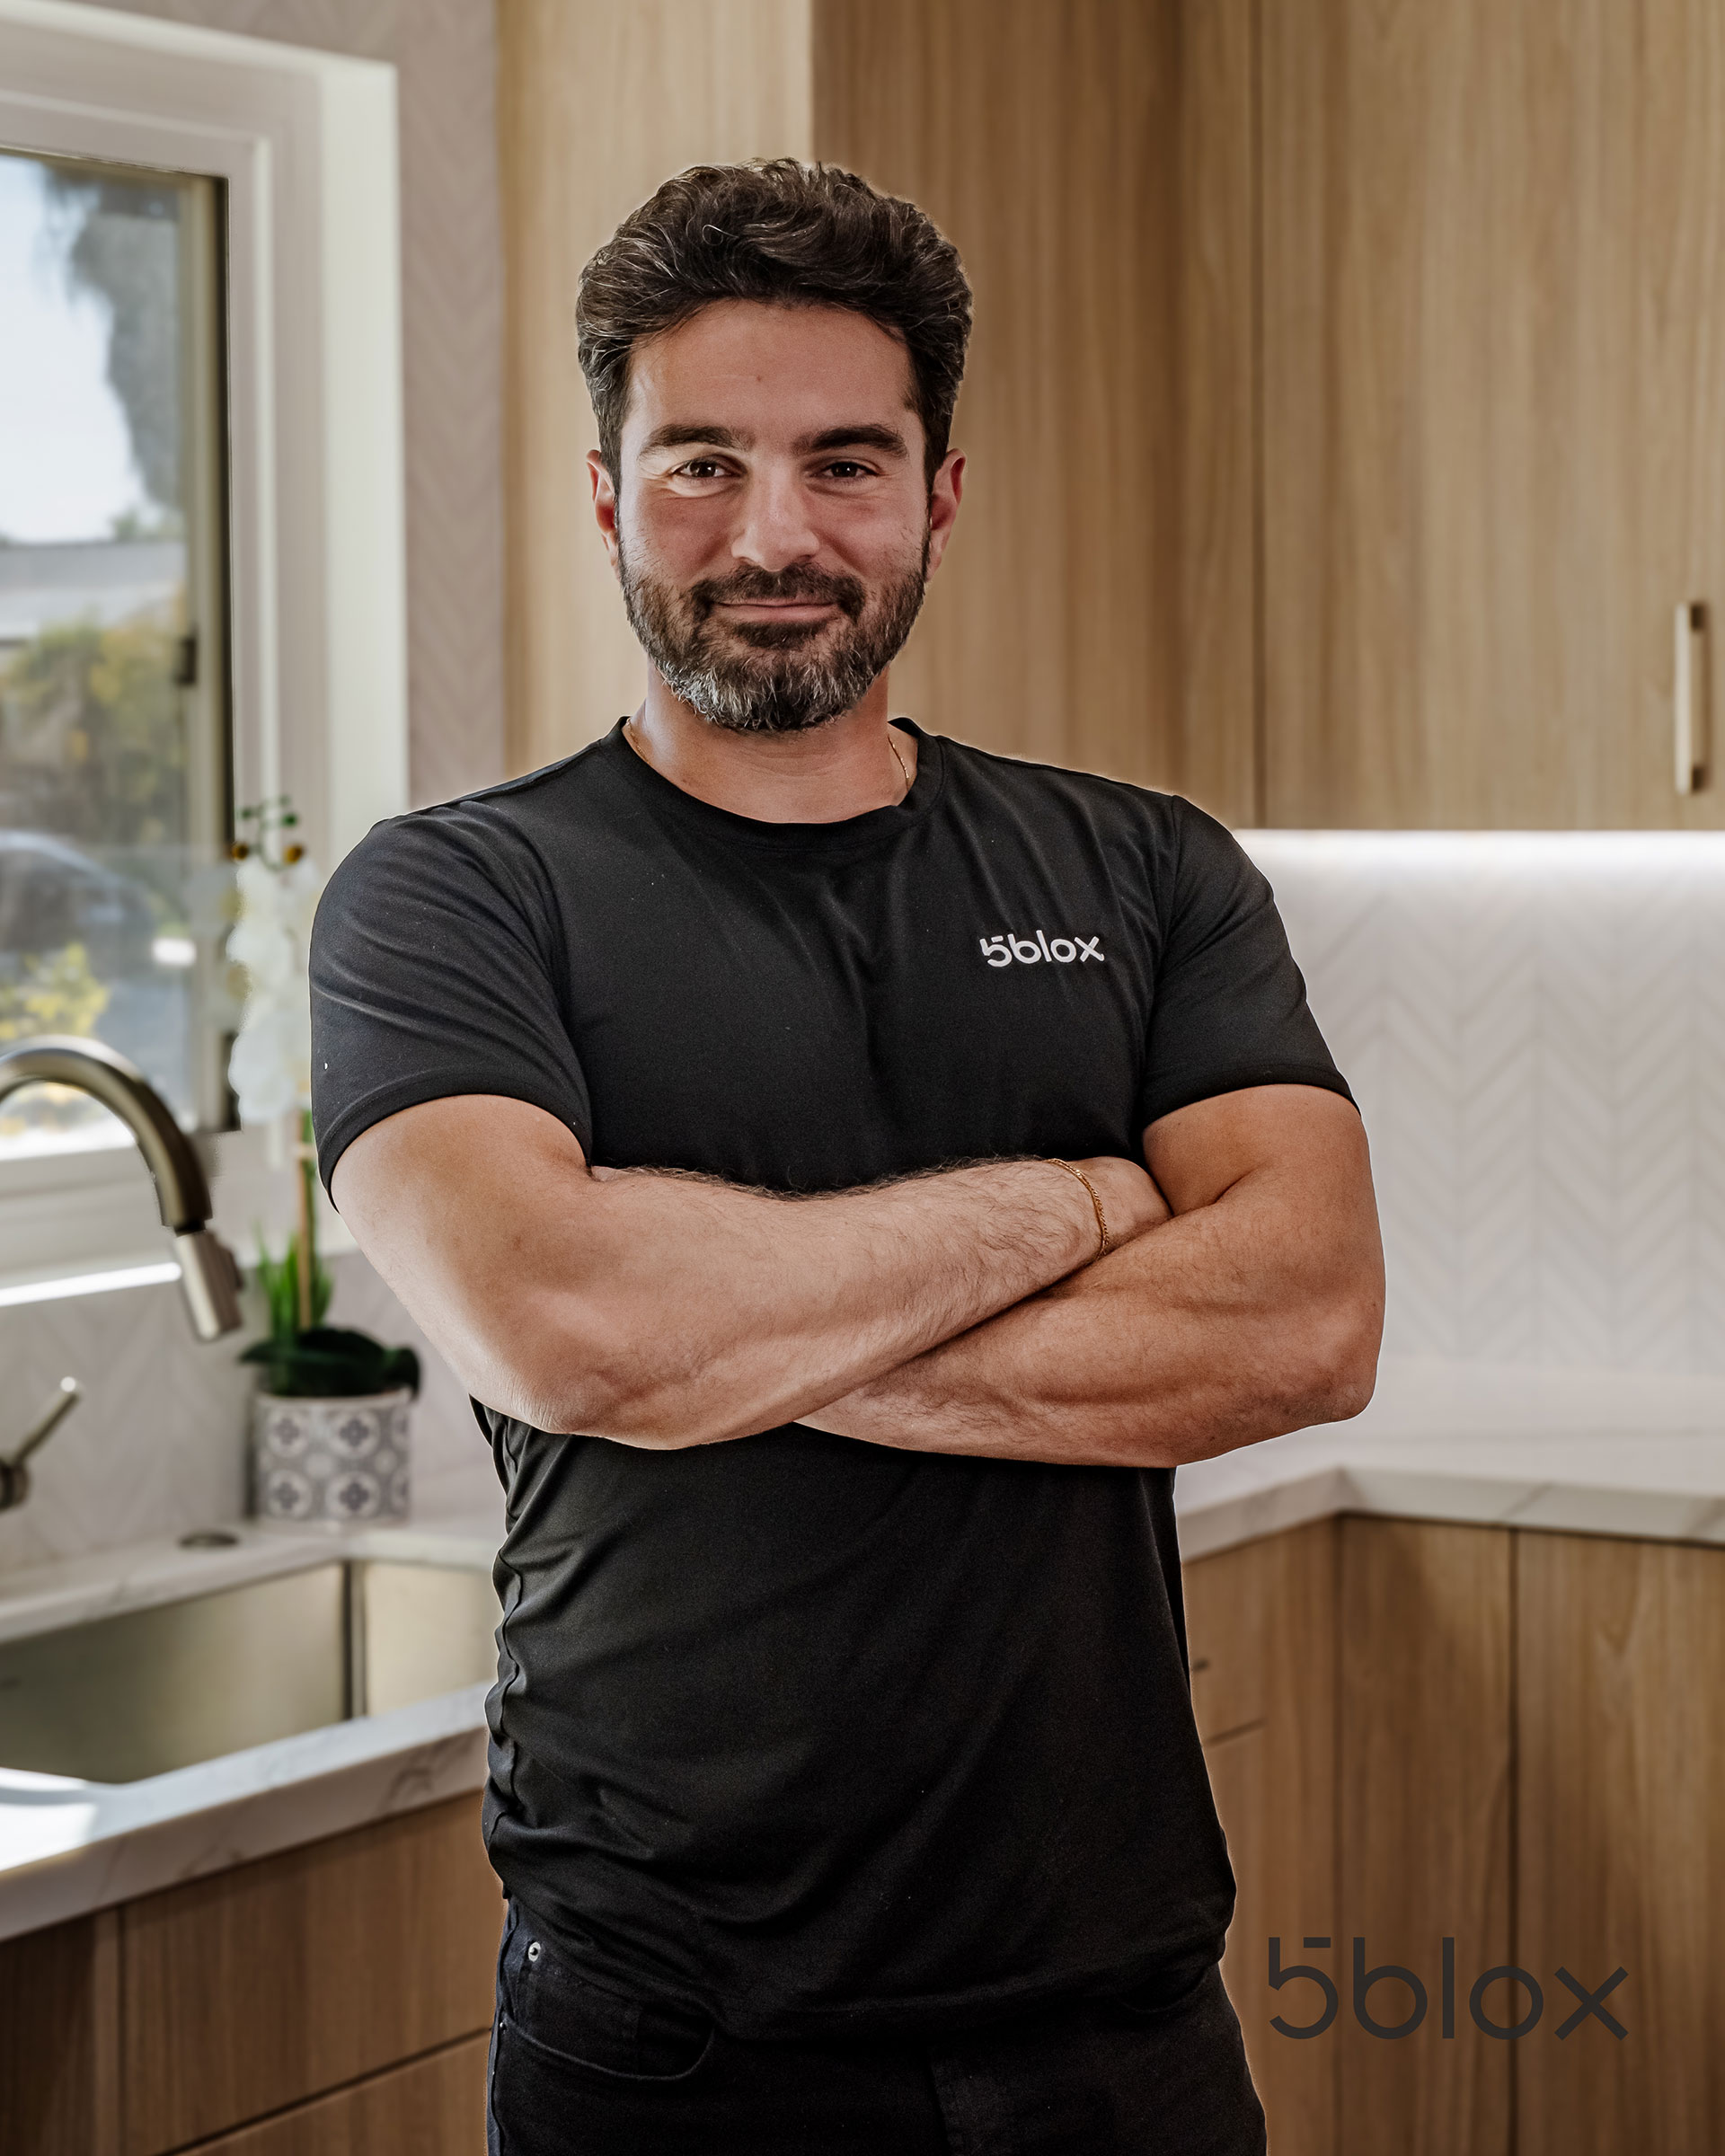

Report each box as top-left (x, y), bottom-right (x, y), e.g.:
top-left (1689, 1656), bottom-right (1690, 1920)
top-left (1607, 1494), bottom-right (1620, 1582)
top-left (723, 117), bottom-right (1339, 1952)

top-left (310, 808), bottom-right (591, 1190)
top-left (1136, 801), bottom-right (1353, 1130)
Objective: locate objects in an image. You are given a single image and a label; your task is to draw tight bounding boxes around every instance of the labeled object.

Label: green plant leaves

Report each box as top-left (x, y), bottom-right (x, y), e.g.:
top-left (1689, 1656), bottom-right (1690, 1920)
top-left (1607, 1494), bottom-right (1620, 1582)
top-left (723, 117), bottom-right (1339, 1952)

top-left (239, 1325), bottom-right (420, 1401)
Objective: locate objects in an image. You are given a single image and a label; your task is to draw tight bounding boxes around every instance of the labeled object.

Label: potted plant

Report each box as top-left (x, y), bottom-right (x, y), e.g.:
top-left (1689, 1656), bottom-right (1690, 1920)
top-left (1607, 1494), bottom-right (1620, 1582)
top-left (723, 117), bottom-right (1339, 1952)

top-left (228, 800), bottom-right (420, 1525)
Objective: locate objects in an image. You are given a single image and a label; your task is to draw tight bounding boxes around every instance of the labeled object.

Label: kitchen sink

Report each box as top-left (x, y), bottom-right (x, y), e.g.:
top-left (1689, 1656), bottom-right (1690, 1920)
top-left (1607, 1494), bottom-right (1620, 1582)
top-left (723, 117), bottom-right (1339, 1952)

top-left (0, 1558), bottom-right (500, 1784)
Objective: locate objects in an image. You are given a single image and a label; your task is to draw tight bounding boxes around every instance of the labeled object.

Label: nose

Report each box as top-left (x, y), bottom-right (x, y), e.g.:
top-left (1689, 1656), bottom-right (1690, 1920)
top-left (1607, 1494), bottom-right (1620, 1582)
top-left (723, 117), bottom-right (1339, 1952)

top-left (730, 466), bottom-right (820, 573)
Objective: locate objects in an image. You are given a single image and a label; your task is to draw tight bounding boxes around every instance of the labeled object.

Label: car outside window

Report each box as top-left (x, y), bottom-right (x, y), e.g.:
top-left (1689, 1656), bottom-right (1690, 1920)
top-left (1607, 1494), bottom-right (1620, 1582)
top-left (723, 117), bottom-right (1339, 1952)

top-left (0, 145), bottom-right (231, 1158)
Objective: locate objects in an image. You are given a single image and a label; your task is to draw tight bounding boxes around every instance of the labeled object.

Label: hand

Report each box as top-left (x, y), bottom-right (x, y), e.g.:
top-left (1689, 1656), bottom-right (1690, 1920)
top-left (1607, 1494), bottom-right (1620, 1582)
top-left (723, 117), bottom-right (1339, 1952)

top-left (1071, 1155), bottom-right (1172, 1251)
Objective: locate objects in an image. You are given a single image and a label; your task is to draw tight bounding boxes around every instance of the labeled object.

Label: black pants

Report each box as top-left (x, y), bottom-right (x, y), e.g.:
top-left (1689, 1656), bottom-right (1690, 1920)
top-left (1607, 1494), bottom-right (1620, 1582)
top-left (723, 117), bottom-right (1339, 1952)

top-left (487, 1903), bottom-right (1267, 2155)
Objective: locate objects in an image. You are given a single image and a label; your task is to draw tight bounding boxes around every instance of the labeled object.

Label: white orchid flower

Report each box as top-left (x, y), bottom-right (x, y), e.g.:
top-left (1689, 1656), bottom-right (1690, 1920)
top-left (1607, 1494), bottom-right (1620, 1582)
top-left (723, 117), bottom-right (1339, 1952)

top-left (226, 838), bottom-right (322, 1127)
top-left (227, 1008), bottom-right (307, 1122)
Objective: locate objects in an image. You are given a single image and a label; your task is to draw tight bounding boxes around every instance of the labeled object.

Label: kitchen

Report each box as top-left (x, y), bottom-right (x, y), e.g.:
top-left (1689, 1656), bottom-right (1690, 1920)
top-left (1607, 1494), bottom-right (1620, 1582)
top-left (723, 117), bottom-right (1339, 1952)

top-left (2, 3), bottom-right (1721, 2152)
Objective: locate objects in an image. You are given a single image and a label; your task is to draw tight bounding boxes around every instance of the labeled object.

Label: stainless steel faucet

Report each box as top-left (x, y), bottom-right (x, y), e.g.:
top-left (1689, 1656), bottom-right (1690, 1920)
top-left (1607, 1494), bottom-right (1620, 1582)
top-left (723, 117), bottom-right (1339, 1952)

top-left (0, 1376), bottom-right (81, 1510)
top-left (0, 1036), bottom-right (244, 1341)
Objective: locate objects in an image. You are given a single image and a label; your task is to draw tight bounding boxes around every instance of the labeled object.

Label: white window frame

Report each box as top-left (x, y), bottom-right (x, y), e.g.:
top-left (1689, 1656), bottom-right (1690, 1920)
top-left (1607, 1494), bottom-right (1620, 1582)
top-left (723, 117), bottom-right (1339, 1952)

top-left (0, 0), bottom-right (407, 1290)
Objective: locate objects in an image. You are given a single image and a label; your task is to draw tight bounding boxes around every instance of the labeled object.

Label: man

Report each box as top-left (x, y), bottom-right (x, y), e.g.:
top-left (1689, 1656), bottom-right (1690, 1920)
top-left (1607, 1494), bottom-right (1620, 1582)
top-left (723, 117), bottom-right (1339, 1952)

top-left (313, 161), bottom-right (1383, 2155)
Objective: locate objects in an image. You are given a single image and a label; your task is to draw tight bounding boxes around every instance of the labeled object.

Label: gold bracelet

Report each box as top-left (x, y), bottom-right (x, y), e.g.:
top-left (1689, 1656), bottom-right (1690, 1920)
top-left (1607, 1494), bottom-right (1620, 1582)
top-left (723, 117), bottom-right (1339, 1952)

top-left (1044, 1159), bottom-right (1112, 1259)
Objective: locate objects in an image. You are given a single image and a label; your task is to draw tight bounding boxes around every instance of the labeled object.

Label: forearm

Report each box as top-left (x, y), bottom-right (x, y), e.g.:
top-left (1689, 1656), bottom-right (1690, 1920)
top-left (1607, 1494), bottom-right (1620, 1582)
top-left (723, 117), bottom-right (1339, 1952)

top-left (799, 1165), bottom-right (1384, 1467)
top-left (335, 1100), bottom-right (1156, 1449)
top-left (535, 1157), bottom-right (1111, 1444)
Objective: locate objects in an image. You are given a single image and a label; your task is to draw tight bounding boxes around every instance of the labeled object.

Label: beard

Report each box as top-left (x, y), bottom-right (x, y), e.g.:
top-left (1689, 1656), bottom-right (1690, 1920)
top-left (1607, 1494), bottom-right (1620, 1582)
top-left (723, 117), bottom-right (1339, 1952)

top-left (617, 526), bottom-right (930, 735)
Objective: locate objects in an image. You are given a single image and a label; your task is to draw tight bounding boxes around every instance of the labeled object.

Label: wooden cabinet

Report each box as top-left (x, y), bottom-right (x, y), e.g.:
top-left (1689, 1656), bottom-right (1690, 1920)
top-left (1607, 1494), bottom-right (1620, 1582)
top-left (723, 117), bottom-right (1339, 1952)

top-left (501, 0), bottom-right (1725, 827)
top-left (1184, 1518), bottom-right (1338, 2156)
top-left (0, 1795), bottom-right (500, 2156)
top-left (1186, 1515), bottom-right (1725, 2156)
top-left (1260, 0), bottom-right (1725, 827)
top-left (1517, 1533), bottom-right (1725, 2154)
top-left (1335, 1518), bottom-right (1513, 2156)
top-left (826, 0), bottom-right (1725, 826)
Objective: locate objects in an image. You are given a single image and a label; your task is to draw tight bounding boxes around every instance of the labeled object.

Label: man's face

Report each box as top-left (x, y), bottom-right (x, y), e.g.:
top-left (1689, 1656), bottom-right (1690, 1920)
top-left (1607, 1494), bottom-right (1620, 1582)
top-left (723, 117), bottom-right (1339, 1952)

top-left (591, 300), bottom-right (962, 733)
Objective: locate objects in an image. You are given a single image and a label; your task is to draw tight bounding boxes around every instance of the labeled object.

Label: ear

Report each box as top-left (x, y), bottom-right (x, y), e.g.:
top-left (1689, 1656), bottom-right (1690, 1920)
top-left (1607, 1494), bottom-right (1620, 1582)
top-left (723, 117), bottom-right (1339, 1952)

top-left (588, 450), bottom-right (622, 576)
top-left (925, 450), bottom-right (965, 579)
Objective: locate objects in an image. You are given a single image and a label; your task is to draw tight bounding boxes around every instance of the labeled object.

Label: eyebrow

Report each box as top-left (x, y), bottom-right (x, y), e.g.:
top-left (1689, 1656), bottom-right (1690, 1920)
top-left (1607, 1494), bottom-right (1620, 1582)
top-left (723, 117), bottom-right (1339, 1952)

top-left (800, 424), bottom-right (910, 459)
top-left (638, 421), bottom-right (911, 460)
top-left (640, 423), bottom-right (749, 455)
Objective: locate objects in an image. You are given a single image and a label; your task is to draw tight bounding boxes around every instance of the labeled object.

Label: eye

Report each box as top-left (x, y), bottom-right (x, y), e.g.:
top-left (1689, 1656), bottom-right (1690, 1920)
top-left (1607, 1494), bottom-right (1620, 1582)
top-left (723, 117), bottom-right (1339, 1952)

top-left (674, 458), bottom-right (727, 480)
top-left (823, 460), bottom-right (873, 480)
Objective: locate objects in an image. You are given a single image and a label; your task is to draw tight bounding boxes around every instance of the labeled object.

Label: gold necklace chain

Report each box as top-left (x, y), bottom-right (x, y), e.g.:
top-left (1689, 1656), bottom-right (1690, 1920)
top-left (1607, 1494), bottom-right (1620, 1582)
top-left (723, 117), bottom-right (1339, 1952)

top-left (629, 714), bottom-right (912, 801)
top-left (887, 726), bottom-right (913, 800)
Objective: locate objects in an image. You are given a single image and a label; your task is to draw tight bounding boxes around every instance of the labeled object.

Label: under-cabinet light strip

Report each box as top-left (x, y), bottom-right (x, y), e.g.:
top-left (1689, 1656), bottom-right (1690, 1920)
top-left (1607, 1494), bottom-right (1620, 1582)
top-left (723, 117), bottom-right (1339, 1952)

top-left (0, 1260), bottom-right (181, 1310)
top-left (1242, 829), bottom-right (1725, 874)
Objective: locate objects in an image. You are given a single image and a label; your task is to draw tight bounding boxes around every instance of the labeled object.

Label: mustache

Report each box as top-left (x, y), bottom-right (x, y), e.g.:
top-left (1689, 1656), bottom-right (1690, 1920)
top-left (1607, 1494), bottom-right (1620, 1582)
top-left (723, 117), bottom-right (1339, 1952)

top-left (687, 564), bottom-right (867, 623)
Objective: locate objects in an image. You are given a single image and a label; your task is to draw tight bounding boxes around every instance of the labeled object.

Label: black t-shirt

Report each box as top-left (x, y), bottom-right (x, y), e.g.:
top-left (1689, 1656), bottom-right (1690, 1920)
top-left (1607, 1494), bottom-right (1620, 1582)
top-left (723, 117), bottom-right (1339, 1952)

top-left (310, 720), bottom-right (1351, 2040)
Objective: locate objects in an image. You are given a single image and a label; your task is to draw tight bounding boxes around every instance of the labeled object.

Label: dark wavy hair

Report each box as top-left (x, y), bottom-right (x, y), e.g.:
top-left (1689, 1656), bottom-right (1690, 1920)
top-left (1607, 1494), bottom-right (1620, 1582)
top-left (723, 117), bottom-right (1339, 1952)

top-left (577, 159), bottom-right (972, 489)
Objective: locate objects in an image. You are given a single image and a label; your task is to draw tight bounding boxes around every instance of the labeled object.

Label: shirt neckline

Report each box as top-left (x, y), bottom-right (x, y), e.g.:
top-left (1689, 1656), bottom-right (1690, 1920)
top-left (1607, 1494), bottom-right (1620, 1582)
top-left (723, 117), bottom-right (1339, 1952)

top-left (601, 716), bottom-right (947, 857)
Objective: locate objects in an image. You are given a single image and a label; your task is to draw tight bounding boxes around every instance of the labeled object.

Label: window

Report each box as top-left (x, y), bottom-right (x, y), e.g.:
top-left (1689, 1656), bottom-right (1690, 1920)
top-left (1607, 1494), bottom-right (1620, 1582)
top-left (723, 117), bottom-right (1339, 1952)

top-left (0, 146), bottom-right (230, 1156)
top-left (0, 0), bottom-right (406, 1284)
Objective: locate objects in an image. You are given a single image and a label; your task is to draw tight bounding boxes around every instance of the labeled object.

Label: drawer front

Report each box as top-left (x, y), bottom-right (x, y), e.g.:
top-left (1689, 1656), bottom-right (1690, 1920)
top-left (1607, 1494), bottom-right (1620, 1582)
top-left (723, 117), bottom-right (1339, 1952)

top-left (1182, 1538), bottom-right (1271, 1742)
top-left (187, 2033), bottom-right (488, 2155)
top-left (121, 1796), bottom-right (500, 2156)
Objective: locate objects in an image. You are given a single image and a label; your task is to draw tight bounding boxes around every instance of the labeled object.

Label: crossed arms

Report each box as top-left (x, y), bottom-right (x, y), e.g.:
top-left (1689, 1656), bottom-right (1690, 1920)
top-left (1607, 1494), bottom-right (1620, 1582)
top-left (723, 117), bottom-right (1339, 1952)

top-left (330, 1084), bottom-right (1384, 1469)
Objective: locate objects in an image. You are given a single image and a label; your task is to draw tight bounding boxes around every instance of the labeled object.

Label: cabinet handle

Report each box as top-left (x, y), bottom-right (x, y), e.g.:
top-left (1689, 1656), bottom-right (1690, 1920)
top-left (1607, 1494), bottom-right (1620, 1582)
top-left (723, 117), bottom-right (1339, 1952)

top-left (1676, 601), bottom-right (1707, 794)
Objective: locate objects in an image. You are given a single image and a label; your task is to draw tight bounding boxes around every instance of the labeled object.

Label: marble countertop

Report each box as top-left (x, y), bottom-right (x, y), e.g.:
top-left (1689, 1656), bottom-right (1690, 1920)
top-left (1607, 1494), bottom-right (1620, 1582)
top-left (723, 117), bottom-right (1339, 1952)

top-left (1174, 1355), bottom-right (1725, 1559)
top-left (0, 1512), bottom-right (501, 1648)
top-left (3, 1357), bottom-right (1721, 1944)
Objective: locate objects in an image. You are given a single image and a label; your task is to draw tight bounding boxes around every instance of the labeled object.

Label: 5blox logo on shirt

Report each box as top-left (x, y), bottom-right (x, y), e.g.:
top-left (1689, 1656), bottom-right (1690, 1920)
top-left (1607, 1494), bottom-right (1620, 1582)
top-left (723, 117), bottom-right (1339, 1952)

top-left (978, 932), bottom-right (1105, 968)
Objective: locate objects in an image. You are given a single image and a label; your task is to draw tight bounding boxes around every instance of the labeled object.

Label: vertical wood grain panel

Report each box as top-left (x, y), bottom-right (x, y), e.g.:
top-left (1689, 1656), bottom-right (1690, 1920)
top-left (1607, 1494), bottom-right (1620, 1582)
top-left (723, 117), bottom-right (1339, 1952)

top-left (120, 1795), bottom-right (500, 2156)
top-left (815, 1), bottom-right (1200, 800)
top-left (90, 1907), bottom-right (119, 2156)
top-left (1517, 1532), bottom-right (1725, 2156)
top-left (1261, 0), bottom-right (1725, 829)
top-left (1190, 1517), bottom-right (1339, 2156)
top-left (498, 0), bottom-right (814, 774)
top-left (0, 1910), bottom-right (117, 2156)
top-left (1171, 0), bottom-right (1259, 826)
top-left (187, 2034), bottom-right (489, 2156)
top-left (1184, 1526), bottom-right (1272, 1744)
top-left (1239, 1516), bottom-right (1337, 2156)
top-left (1338, 1518), bottom-right (1512, 2156)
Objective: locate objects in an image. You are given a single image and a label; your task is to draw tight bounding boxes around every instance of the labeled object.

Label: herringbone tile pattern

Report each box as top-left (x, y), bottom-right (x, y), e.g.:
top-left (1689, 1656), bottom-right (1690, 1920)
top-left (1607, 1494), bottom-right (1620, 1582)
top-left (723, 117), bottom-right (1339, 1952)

top-left (1252, 835), bottom-right (1725, 1375)
top-left (0, 1276), bottom-right (253, 1571)
top-left (0, 1250), bottom-right (489, 1570)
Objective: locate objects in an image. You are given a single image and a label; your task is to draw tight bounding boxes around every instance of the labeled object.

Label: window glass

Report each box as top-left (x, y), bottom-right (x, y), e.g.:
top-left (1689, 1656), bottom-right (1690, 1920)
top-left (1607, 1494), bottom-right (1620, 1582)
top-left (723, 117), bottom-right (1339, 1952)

top-left (0, 147), bottom-right (230, 1157)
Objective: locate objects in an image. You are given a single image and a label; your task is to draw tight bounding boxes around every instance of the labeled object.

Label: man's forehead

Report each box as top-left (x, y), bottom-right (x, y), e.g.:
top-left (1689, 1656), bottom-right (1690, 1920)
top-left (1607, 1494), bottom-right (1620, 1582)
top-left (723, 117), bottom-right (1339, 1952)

top-left (621, 300), bottom-right (918, 442)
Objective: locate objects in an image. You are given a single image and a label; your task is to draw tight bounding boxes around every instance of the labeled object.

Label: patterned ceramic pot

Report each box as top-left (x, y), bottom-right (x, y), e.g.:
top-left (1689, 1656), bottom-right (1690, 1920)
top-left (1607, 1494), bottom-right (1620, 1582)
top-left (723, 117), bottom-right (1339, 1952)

top-left (250, 1389), bottom-right (412, 1525)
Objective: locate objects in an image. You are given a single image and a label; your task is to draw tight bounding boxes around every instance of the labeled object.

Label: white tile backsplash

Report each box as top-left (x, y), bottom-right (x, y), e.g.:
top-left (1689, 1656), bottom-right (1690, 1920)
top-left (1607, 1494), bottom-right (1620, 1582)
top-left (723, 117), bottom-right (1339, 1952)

top-left (1250, 832), bottom-right (1725, 1375)
top-left (0, 1248), bottom-right (495, 1573)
